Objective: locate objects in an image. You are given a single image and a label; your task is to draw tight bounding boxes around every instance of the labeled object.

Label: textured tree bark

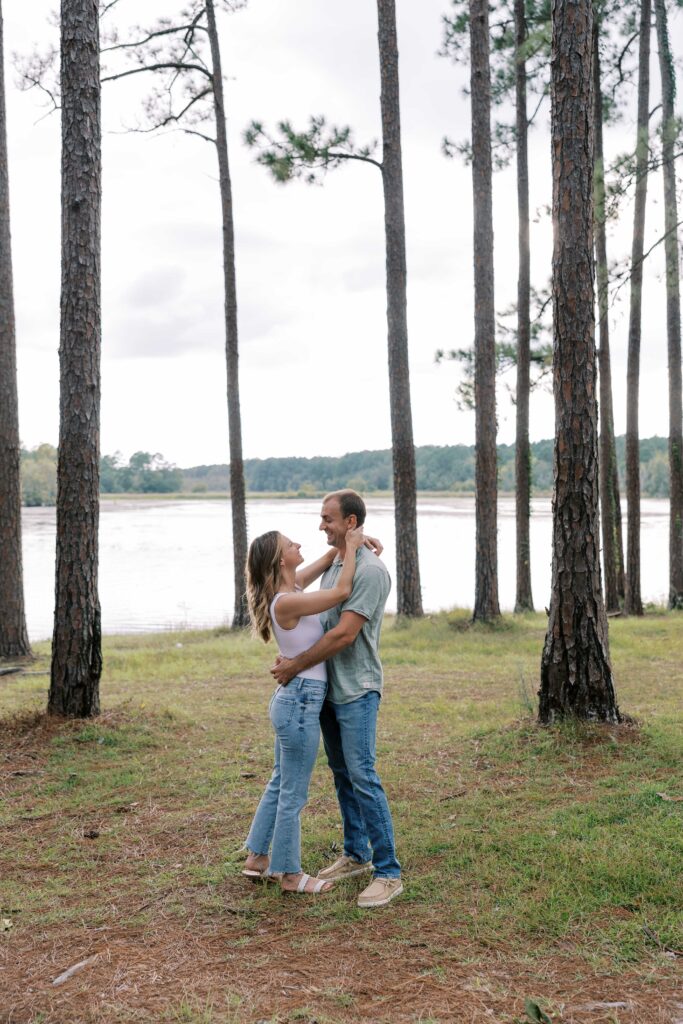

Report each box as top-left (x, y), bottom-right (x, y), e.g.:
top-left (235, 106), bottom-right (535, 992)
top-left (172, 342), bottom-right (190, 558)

top-left (0, 1), bottom-right (30, 659)
top-left (514, 0), bottom-right (533, 614)
top-left (592, 31), bottom-right (624, 613)
top-left (624, 0), bottom-right (650, 617)
top-left (206, 0), bottom-right (249, 628)
top-left (469, 0), bottom-right (500, 622)
top-left (654, 0), bottom-right (683, 609)
top-left (49, 0), bottom-right (102, 717)
top-left (376, 0), bottom-right (423, 617)
top-left (539, 0), bottom-right (619, 724)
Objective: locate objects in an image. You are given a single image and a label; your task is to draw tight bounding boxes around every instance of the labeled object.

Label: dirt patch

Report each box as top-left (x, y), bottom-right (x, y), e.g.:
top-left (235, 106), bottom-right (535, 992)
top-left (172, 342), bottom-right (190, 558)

top-left (2, 898), bottom-right (682, 1023)
top-left (0, 708), bottom-right (133, 746)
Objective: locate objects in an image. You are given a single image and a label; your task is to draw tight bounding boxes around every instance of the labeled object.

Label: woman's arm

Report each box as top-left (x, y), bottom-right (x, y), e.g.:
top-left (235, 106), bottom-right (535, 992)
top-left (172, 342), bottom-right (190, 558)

top-left (295, 547), bottom-right (336, 591)
top-left (275, 529), bottom-right (364, 629)
top-left (295, 534), bottom-right (383, 591)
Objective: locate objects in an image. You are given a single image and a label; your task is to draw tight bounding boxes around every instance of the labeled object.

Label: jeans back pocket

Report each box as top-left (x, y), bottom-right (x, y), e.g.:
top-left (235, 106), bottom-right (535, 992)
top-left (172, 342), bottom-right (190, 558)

top-left (270, 691), bottom-right (297, 731)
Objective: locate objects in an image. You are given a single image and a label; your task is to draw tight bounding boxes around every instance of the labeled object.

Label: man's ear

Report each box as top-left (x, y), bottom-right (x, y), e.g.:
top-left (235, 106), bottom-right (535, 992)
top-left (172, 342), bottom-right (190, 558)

top-left (346, 514), bottom-right (357, 530)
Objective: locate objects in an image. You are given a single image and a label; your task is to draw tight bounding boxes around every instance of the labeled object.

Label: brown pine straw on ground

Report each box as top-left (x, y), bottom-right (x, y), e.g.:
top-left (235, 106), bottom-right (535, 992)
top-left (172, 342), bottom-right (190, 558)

top-left (1, 712), bottom-right (681, 1023)
top-left (3, 608), bottom-right (683, 1024)
top-left (3, 905), bottom-right (683, 1023)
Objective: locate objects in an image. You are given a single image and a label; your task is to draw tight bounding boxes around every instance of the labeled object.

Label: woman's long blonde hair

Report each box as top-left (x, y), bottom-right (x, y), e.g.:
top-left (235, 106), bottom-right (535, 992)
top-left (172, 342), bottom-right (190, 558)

top-left (245, 531), bottom-right (283, 643)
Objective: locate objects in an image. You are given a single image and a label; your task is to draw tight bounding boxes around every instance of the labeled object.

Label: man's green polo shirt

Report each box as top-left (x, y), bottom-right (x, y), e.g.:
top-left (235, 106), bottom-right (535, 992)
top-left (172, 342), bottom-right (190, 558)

top-left (319, 545), bottom-right (391, 704)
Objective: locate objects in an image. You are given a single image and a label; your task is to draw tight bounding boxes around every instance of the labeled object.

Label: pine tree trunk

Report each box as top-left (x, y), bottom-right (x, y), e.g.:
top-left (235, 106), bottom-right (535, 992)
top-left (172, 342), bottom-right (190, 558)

top-left (514, 0), bottom-right (533, 614)
top-left (205, 0), bottom-right (249, 628)
top-left (49, 0), bottom-right (102, 717)
top-left (611, 449), bottom-right (625, 601)
top-left (0, 2), bottom-right (30, 660)
top-left (539, 0), bottom-right (619, 724)
top-left (654, 0), bottom-right (683, 609)
top-left (376, 0), bottom-right (423, 618)
top-left (469, 0), bottom-right (500, 622)
top-left (624, 0), bottom-right (650, 617)
top-left (593, 31), bottom-right (624, 613)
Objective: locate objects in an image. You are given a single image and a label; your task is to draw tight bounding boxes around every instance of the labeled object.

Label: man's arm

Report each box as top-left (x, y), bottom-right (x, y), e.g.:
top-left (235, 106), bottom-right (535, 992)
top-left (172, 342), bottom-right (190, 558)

top-left (270, 610), bottom-right (366, 685)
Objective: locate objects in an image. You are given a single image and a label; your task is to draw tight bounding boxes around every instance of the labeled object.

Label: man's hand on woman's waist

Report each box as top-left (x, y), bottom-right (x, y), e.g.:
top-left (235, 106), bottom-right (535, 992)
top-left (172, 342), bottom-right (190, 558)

top-left (269, 611), bottom-right (367, 686)
top-left (271, 654), bottom-right (299, 685)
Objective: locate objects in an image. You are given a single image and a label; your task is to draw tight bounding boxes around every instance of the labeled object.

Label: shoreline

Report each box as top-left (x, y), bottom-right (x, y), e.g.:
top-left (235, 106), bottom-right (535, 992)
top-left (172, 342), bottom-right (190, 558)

top-left (21, 488), bottom-right (675, 507)
top-left (22, 489), bottom-right (547, 507)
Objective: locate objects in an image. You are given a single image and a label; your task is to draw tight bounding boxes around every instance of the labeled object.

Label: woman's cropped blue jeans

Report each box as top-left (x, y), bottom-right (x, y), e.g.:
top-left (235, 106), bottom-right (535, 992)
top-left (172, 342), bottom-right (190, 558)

top-left (245, 676), bottom-right (326, 875)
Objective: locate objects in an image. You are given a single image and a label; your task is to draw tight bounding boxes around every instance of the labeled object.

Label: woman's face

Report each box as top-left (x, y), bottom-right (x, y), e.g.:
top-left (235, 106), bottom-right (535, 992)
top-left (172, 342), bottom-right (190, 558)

top-left (279, 534), bottom-right (304, 571)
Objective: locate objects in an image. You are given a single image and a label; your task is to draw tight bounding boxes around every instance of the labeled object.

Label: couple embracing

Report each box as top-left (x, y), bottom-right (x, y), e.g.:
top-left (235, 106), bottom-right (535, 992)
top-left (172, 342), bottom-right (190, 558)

top-left (241, 489), bottom-right (403, 909)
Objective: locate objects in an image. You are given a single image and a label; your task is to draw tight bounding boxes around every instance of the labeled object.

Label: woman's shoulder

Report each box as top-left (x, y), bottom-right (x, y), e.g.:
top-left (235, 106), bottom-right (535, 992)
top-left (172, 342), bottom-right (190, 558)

top-left (272, 586), bottom-right (302, 603)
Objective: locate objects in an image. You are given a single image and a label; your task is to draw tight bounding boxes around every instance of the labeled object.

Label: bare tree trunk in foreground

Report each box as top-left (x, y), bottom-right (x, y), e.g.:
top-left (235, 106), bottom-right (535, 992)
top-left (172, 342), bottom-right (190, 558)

top-left (206, 0), bottom-right (249, 628)
top-left (539, 0), bottom-right (619, 724)
top-left (625, 0), bottom-right (651, 617)
top-left (377, 0), bottom-right (423, 617)
top-left (470, 0), bottom-right (500, 623)
top-left (0, 0), bottom-right (30, 659)
top-left (593, 30), bottom-right (624, 613)
top-left (654, 0), bottom-right (683, 609)
top-left (514, 0), bottom-right (534, 614)
top-left (49, 0), bottom-right (102, 717)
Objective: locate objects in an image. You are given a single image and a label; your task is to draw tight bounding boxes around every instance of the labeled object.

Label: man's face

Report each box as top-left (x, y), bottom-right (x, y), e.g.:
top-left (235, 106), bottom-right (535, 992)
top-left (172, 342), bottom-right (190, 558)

top-left (319, 498), bottom-right (355, 548)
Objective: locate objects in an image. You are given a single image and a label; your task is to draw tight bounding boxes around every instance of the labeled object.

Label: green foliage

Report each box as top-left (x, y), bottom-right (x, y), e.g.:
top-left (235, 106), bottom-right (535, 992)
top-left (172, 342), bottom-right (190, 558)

top-left (525, 998), bottom-right (553, 1023)
top-left (435, 335), bottom-right (553, 411)
top-left (640, 448), bottom-right (670, 498)
top-left (180, 436), bottom-right (670, 497)
top-left (22, 438), bottom-right (673, 504)
top-left (243, 115), bottom-right (379, 184)
top-left (100, 451), bottom-right (183, 495)
top-left (20, 444), bottom-right (58, 506)
top-left (440, 0), bottom-right (552, 167)
top-left (20, 446), bottom-right (183, 505)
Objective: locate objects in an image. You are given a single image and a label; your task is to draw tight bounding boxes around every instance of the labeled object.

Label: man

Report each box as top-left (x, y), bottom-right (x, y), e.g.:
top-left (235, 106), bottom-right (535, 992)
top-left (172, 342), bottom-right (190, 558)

top-left (271, 489), bottom-right (402, 908)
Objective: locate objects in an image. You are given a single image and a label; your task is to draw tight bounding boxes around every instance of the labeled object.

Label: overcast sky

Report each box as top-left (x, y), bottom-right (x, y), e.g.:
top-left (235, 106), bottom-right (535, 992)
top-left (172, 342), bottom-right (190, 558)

top-left (6, 0), bottom-right (683, 467)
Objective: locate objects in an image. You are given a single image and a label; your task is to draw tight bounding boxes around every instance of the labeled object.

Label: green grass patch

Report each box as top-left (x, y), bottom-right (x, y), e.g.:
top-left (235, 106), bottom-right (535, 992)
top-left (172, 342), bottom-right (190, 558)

top-left (2, 610), bottom-right (682, 1021)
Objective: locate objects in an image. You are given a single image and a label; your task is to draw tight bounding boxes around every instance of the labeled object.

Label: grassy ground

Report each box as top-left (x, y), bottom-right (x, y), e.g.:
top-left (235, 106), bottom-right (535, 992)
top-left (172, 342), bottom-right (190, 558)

top-left (1, 611), bottom-right (682, 1024)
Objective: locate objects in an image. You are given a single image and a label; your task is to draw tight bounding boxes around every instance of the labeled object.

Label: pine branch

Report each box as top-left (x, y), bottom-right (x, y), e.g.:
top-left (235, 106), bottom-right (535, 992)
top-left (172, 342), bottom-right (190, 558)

top-left (611, 217), bottom-right (683, 301)
top-left (101, 23), bottom-right (206, 54)
top-left (324, 150), bottom-right (383, 171)
top-left (149, 87), bottom-right (213, 131)
top-left (244, 117), bottom-right (381, 183)
top-left (527, 89), bottom-right (546, 128)
top-left (181, 127), bottom-right (216, 144)
top-left (14, 46), bottom-right (60, 111)
top-left (101, 61), bottom-right (212, 84)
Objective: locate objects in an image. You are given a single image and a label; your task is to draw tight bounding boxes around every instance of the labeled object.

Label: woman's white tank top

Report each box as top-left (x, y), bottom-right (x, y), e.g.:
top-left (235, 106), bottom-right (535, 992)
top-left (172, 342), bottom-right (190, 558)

top-left (269, 592), bottom-right (327, 682)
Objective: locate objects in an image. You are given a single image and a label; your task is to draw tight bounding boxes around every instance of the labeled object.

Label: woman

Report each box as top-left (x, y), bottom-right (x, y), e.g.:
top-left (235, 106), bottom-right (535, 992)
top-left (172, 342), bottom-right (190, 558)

top-left (242, 527), bottom-right (368, 894)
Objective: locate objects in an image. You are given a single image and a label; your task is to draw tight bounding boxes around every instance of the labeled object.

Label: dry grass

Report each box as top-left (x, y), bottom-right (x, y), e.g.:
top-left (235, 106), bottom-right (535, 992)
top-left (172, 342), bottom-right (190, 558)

top-left (1, 612), bottom-right (682, 1023)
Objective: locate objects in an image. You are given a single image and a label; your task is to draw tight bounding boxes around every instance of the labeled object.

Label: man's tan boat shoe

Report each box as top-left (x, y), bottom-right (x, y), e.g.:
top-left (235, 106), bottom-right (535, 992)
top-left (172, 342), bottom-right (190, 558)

top-left (357, 877), bottom-right (403, 909)
top-left (318, 855), bottom-right (373, 881)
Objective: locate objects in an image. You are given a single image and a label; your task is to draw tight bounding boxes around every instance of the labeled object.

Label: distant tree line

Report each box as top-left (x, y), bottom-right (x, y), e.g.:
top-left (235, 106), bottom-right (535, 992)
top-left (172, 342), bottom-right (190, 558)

top-left (182, 436), bottom-right (673, 498)
top-left (20, 447), bottom-right (182, 505)
top-left (19, 436), bottom-right (674, 506)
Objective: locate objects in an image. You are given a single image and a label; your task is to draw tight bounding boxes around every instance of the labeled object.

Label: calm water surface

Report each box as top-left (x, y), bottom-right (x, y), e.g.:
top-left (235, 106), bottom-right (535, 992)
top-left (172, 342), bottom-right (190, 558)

top-left (22, 496), bottom-right (670, 641)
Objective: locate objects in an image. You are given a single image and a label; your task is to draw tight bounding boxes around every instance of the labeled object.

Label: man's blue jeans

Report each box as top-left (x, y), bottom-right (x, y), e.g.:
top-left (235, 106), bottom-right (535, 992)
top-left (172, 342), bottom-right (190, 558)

top-left (320, 690), bottom-right (401, 878)
top-left (245, 676), bottom-right (327, 875)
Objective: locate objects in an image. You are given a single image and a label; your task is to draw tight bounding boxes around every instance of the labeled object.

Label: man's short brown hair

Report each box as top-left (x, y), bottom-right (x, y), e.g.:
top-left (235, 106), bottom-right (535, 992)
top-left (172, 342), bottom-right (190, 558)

top-left (323, 489), bottom-right (366, 527)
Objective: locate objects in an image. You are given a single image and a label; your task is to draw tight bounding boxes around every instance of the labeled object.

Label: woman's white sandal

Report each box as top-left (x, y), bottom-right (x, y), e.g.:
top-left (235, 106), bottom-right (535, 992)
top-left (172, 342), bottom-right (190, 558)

top-left (241, 868), bottom-right (281, 884)
top-left (283, 872), bottom-right (334, 894)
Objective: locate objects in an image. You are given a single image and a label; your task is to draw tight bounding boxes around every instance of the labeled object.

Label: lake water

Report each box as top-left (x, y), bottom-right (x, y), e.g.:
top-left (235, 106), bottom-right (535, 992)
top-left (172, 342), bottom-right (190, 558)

top-left (21, 496), bottom-right (671, 641)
